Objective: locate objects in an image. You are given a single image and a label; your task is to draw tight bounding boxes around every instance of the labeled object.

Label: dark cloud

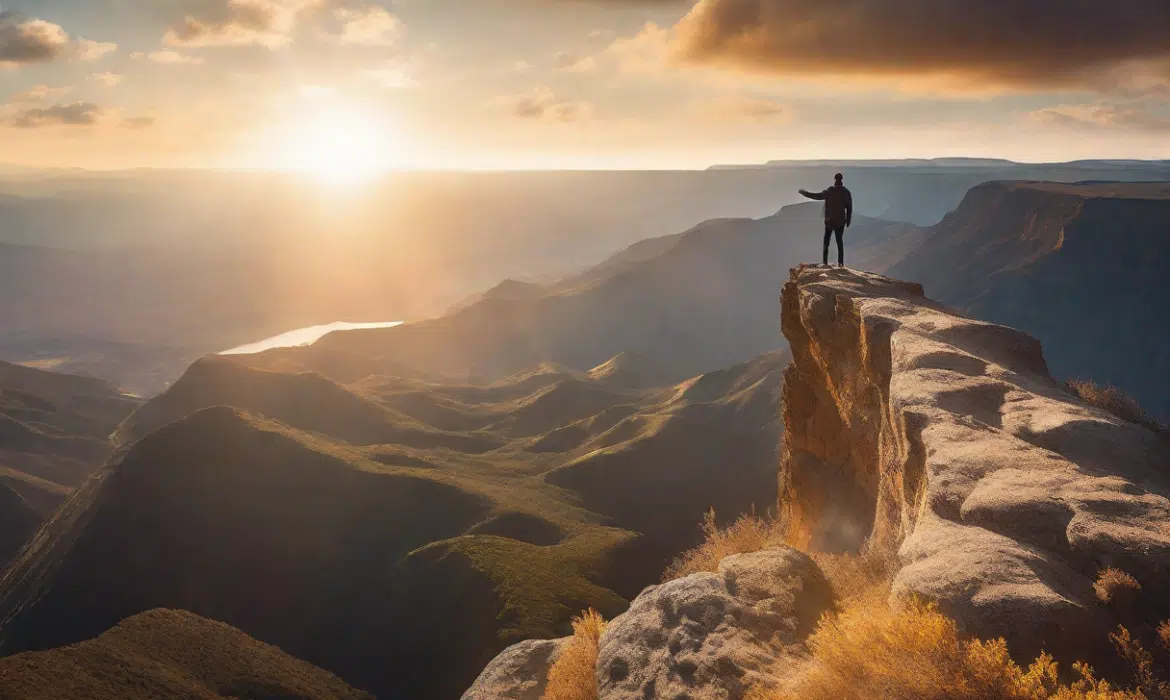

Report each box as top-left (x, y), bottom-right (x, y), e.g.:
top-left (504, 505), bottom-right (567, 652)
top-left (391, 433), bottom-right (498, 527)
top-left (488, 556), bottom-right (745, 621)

top-left (670, 0), bottom-right (1170, 88)
top-left (9, 102), bottom-right (103, 128)
top-left (0, 11), bottom-right (70, 64)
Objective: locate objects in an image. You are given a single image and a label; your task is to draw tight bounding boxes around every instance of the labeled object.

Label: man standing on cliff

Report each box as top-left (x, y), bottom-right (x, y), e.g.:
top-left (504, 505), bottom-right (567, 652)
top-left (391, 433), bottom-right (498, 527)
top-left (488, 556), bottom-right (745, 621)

top-left (799, 173), bottom-right (853, 268)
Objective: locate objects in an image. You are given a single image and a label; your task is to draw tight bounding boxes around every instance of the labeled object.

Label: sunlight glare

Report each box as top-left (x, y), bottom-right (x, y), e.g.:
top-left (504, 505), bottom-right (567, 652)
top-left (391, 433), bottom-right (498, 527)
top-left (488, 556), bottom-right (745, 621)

top-left (286, 105), bottom-right (392, 184)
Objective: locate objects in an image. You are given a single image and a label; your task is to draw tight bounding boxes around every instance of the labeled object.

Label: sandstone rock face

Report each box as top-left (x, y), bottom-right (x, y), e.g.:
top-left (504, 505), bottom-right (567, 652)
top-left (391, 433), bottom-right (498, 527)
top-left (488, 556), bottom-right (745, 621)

top-left (461, 638), bottom-right (566, 700)
top-left (596, 547), bottom-right (831, 700)
top-left (780, 265), bottom-right (1170, 660)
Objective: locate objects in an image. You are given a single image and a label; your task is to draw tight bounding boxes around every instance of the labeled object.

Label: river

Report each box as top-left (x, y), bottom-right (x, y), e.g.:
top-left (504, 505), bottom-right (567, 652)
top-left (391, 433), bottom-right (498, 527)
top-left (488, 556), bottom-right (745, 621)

top-left (221, 321), bottom-right (403, 355)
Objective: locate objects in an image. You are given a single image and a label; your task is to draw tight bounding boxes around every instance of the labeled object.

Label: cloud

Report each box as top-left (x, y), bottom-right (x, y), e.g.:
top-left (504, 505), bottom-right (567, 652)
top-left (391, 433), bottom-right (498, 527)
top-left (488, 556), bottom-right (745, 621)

top-left (1030, 102), bottom-right (1170, 132)
top-left (0, 12), bottom-right (116, 65)
top-left (133, 50), bottom-right (206, 65)
top-left (694, 95), bottom-right (792, 122)
top-left (8, 85), bottom-right (72, 103)
top-left (499, 88), bottom-right (591, 122)
top-left (365, 62), bottom-right (416, 88)
top-left (9, 102), bottom-right (103, 128)
top-left (91, 72), bottom-right (124, 87)
top-left (121, 116), bottom-right (157, 130)
top-left (605, 22), bottom-right (671, 74)
top-left (163, 0), bottom-right (400, 49)
top-left (77, 38), bottom-right (117, 61)
top-left (333, 5), bottom-right (400, 45)
top-left (554, 52), bottom-right (597, 73)
top-left (0, 12), bottom-right (70, 64)
top-left (164, 0), bottom-right (301, 49)
top-left (667, 0), bottom-right (1170, 90)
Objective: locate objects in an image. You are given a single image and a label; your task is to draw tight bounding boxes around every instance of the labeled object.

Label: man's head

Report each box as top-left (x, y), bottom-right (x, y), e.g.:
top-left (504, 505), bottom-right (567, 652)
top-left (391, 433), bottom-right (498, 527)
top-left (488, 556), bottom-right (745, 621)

top-left (834, 173), bottom-right (844, 185)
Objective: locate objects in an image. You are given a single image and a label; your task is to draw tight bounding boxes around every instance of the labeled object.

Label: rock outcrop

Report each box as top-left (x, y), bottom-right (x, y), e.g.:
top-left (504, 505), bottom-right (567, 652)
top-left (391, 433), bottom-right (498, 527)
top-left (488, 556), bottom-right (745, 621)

top-left (887, 181), bottom-right (1170, 420)
top-left (461, 638), bottom-right (566, 700)
top-left (781, 265), bottom-right (1170, 660)
top-left (464, 546), bottom-right (830, 700)
top-left (597, 547), bottom-right (831, 700)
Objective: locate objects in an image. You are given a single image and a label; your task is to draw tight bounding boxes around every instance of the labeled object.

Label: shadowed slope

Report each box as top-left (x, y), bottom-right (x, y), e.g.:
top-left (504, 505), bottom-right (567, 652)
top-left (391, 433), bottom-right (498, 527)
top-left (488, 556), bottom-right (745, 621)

top-left (887, 181), bottom-right (1170, 420)
top-left (114, 355), bottom-right (503, 453)
top-left (588, 352), bottom-right (680, 389)
top-left (0, 485), bottom-right (38, 565)
top-left (0, 609), bottom-right (373, 700)
top-left (0, 407), bottom-right (495, 695)
top-left (0, 361), bottom-right (140, 521)
top-left (8, 334), bottom-right (795, 700)
top-left (547, 350), bottom-right (789, 581)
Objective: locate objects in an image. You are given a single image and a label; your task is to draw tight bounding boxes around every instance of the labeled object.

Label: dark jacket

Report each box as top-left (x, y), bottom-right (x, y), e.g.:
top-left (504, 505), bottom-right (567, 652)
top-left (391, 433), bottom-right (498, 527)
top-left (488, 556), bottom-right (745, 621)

top-left (801, 184), bottom-right (853, 225)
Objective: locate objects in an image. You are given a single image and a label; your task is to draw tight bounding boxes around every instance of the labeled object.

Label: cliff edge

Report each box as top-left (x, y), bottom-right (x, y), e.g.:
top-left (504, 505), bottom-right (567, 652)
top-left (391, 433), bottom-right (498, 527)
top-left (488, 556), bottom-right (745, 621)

top-left (463, 265), bottom-right (1170, 698)
top-left (781, 265), bottom-right (1170, 658)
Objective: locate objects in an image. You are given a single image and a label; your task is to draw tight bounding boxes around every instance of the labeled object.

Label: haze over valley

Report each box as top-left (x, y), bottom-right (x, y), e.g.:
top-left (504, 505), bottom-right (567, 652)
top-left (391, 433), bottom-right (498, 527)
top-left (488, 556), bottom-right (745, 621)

top-left (4, 160), bottom-right (1170, 395)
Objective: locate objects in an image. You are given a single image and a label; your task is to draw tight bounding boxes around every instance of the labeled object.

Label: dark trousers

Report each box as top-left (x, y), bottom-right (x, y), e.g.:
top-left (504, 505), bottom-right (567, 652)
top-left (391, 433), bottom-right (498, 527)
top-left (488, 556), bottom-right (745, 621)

top-left (823, 221), bottom-right (845, 266)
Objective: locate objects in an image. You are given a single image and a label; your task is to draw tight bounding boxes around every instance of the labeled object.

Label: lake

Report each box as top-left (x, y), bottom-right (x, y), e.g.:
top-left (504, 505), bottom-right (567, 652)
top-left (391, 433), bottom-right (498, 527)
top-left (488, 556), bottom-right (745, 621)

top-left (221, 321), bottom-right (403, 355)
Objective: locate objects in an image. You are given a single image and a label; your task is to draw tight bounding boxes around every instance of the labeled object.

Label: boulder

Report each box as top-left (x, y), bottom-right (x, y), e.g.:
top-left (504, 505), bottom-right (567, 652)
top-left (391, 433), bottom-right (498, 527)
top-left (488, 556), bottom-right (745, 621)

top-left (596, 546), bottom-right (831, 700)
top-left (461, 638), bottom-right (567, 700)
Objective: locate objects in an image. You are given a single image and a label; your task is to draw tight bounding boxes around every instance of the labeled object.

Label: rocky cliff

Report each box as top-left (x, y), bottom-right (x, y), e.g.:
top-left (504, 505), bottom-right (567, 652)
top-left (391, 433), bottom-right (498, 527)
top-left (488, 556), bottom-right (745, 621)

top-left (887, 181), bottom-right (1170, 420)
top-left (465, 265), bottom-right (1170, 698)
top-left (781, 265), bottom-right (1170, 660)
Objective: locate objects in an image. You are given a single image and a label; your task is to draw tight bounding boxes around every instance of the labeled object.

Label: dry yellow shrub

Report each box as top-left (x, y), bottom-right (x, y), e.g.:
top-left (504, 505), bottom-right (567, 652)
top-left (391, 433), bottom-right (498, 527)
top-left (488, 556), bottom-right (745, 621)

top-left (1067, 379), bottom-right (1166, 432)
top-left (542, 609), bottom-right (607, 700)
top-left (810, 547), bottom-right (897, 605)
top-left (1094, 568), bottom-right (1142, 606)
top-left (749, 599), bottom-right (1141, 700)
top-left (1158, 621), bottom-right (1170, 652)
top-left (1110, 625), bottom-right (1170, 699)
top-left (662, 509), bottom-right (787, 581)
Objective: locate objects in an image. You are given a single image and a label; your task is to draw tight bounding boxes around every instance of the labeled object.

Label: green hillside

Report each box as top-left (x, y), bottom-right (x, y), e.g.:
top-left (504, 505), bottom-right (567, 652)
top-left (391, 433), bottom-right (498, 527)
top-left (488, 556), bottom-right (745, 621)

top-left (0, 345), bottom-right (787, 699)
top-left (0, 609), bottom-right (372, 700)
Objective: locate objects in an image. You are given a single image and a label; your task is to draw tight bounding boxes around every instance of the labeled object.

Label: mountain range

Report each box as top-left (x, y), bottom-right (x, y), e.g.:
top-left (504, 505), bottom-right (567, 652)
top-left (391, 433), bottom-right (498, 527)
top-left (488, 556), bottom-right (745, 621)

top-left (4, 162), bottom-right (1170, 396)
top-left (0, 173), bottom-right (1168, 698)
top-left (0, 346), bottom-right (786, 699)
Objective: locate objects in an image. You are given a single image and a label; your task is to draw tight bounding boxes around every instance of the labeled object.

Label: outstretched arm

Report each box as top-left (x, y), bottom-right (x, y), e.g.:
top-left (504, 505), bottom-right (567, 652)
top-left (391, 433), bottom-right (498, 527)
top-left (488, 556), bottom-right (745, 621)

top-left (798, 188), bottom-right (827, 201)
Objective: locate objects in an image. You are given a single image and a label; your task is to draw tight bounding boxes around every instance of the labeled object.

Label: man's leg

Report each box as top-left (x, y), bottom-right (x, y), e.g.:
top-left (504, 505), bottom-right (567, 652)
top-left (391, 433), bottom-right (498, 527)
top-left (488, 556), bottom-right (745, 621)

top-left (835, 225), bottom-right (845, 267)
top-left (823, 224), bottom-right (833, 266)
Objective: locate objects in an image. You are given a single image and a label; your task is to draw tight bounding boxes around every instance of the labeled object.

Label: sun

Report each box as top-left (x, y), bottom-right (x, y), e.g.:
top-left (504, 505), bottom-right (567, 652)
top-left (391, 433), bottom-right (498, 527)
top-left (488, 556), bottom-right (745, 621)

top-left (284, 105), bottom-right (392, 184)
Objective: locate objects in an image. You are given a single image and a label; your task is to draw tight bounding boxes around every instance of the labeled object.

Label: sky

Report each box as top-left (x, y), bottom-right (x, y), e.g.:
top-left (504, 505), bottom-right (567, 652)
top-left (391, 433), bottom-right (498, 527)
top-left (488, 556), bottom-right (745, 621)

top-left (0, 0), bottom-right (1169, 170)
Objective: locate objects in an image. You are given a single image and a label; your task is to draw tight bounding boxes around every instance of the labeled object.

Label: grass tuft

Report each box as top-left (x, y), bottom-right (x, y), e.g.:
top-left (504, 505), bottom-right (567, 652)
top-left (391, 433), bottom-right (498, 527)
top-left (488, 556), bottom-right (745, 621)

top-left (662, 508), bottom-right (787, 581)
top-left (1067, 379), bottom-right (1166, 433)
top-left (809, 546), bottom-right (898, 606)
top-left (1159, 621), bottom-right (1170, 653)
top-left (542, 609), bottom-right (607, 700)
top-left (749, 598), bottom-right (1142, 700)
top-left (1094, 568), bottom-right (1142, 607)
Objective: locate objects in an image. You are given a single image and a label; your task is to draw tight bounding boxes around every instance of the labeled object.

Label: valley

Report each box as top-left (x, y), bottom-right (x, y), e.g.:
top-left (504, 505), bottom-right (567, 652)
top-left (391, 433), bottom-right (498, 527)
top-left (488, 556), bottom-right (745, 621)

top-left (0, 347), bottom-right (786, 699)
top-left (0, 163), bottom-right (1168, 699)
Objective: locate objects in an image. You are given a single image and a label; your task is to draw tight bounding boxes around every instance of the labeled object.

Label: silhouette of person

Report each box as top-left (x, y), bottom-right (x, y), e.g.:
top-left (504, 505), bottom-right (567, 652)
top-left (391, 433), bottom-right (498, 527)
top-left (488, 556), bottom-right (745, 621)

top-left (799, 173), bottom-right (853, 268)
